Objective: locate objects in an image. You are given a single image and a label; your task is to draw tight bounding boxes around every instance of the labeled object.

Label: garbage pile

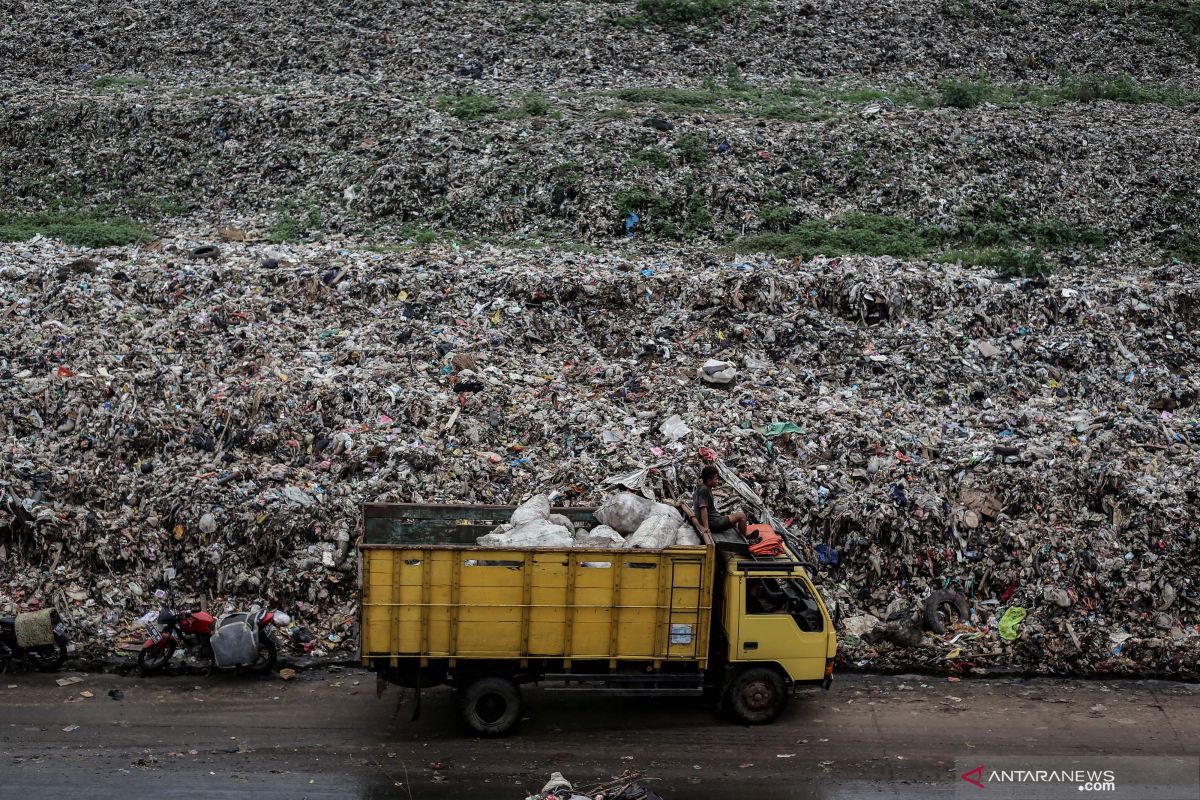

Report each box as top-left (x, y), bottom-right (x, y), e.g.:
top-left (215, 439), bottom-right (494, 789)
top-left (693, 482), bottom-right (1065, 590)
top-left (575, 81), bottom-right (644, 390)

top-left (528, 770), bottom-right (662, 800)
top-left (2, 2), bottom-right (1199, 262)
top-left (1, 235), bottom-right (1198, 676)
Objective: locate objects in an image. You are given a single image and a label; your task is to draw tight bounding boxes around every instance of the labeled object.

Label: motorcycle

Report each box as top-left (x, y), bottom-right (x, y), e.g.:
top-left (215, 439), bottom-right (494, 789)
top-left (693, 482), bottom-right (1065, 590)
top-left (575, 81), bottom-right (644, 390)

top-left (138, 602), bottom-right (290, 676)
top-left (0, 609), bottom-right (70, 672)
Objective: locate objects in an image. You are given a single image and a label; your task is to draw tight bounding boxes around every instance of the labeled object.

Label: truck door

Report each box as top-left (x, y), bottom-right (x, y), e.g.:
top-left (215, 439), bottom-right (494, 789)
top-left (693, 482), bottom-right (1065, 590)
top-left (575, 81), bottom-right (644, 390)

top-left (734, 573), bottom-right (830, 682)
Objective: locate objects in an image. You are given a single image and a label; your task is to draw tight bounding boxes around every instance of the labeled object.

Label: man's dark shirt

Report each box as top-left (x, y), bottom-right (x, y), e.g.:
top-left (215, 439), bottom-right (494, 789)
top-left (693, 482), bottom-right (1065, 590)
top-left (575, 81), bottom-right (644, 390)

top-left (693, 484), bottom-right (716, 521)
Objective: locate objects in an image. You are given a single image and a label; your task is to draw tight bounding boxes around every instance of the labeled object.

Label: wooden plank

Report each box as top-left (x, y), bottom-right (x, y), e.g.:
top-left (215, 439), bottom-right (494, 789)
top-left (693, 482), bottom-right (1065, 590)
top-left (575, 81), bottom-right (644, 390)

top-left (449, 553), bottom-right (462, 654)
top-left (520, 551), bottom-right (533, 654)
top-left (608, 553), bottom-right (623, 659)
top-left (563, 552), bottom-right (577, 658)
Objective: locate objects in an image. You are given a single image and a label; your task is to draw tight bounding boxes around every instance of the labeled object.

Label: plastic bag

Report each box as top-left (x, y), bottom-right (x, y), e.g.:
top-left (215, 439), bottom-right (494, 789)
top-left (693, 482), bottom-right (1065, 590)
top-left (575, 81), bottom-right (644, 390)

top-left (510, 494), bottom-right (551, 526)
top-left (625, 513), bottom-right (680, 549)
top-left (477, 520), bottom-right (573, 548)
top-left (210, 613), bottom-right (259, 667)
top-left (574, 524), bottom-right (625, 548)
top-left (594, 492), bottom-right (657, 534)
top-left (659, 414), bottom-right (691, 441)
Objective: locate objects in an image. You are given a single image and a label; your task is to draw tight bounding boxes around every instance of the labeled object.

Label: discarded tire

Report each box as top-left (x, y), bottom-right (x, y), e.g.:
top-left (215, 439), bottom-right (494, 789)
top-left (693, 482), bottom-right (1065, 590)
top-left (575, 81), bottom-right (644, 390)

top-left (924, 590), bottom-right (970, 636)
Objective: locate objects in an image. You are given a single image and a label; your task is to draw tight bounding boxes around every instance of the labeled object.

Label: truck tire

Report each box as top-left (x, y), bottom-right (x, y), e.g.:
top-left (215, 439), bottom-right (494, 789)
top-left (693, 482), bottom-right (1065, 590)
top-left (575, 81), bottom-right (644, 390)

top-left (457, 676), bottom-right (522, 737)
top-left (726, 667), bottom-right (788, 725)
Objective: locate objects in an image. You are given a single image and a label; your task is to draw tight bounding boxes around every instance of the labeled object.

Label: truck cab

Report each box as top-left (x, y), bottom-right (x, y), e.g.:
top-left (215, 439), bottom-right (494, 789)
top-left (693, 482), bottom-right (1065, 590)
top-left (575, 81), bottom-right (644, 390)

top-left (711, 547), bottom-right (837, 723)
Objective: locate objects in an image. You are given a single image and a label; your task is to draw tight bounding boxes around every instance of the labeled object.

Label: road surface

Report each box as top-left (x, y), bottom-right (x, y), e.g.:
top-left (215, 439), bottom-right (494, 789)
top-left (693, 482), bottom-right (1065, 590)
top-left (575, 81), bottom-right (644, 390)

top-left (2, 668), bottom-right (1197, 799)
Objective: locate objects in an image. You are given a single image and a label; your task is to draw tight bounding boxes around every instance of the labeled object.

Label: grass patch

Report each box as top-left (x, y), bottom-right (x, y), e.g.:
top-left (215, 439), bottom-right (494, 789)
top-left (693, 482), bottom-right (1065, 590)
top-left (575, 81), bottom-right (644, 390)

top-left (436, 93), bottom-right (500, 120)
top-left (938, 249), bottom-right (1050, 276)
top-left (674, 133), bottom-right (710, 164)
top-left (615, 0), bottom-right (745, 28)
top-left (597, 108), bottom-right (633, 120)
top-left (0, 211), bottom-right (154, 247)
top-left (1166, 227), bottom-right (1200, 262)
top-left (734, 211), bottom-right (1105, 273)
top-left (627, 147), bottom-right (672, 169)
top-left (128, 193), bottom-right (190, 217)
top-left (938, 73), bottom-right (1200, 108)
top-left (736, 213), bottom-right (938, 259)
top-left (267, 202), bottom-right (323, 244)
top-left (1148, 1), bottom-right (1200, 53)
top-left (90, 75), bottom-right (152, 91)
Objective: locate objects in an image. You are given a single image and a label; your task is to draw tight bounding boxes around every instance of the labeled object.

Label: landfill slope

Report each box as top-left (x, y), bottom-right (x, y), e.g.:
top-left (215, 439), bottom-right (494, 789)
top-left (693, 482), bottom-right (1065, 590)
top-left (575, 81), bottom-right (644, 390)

top-left (1, 239), bottom-right (1197, 676)
top-left (1, 0), bottom-right (1198, 675)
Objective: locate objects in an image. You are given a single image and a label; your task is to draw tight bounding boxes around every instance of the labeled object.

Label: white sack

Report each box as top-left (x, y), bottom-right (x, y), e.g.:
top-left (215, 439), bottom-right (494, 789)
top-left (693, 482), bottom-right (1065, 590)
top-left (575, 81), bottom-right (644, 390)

top-left (594, 492), bottom-right (657, 534)
top-left (675, 523), bottom-right (702, 546)
top-left (548, 513), bottom-right (575, 530)
top-left (624, 513), bottom-right (680, 549)
top-left (574, 525), bottom-right (625, 548)
top-left (477, 520), bottom-right (573, 548)
top-left (510, 494), bottom-right (551, 526)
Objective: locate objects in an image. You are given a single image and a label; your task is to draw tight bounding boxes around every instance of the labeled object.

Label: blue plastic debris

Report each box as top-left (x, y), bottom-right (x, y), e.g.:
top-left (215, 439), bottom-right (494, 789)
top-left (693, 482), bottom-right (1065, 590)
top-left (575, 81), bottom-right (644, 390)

top-left (625, 212), bottom-right (640, 238)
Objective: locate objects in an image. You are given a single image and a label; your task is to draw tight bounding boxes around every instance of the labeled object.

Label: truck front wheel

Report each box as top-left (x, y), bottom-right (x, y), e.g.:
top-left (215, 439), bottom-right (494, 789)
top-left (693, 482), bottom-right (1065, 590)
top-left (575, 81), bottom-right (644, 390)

top-left (726, 666), bottom-right (788, 725)
top-left (457, 676), bottom-right (522, 737)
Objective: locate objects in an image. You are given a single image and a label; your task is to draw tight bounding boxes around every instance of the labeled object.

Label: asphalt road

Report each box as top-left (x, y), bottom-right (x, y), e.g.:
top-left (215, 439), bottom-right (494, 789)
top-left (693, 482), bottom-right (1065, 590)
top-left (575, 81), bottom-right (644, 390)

top-left (2, 667), bottom-right (1197, 799)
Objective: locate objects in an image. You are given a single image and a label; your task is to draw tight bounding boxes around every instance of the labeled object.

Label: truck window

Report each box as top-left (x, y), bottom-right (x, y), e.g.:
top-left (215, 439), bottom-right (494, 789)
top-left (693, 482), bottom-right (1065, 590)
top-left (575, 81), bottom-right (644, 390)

top-left (745, 577), bottom-right (824, 632)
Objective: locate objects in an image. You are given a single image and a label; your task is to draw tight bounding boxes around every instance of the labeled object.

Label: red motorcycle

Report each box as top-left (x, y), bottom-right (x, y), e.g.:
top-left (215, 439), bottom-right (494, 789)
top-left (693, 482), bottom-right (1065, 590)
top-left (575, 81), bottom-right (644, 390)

top-left (138, 603), bottom-right (289, 676)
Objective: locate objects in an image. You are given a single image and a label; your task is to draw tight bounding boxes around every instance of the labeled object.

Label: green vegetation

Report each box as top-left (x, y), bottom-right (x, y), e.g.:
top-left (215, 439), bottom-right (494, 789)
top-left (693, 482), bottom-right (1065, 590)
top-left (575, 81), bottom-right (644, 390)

top-left (1148, 1), bottom-right (1200, 52)
top-left (90, 75), bottom-right (152, 91)
top-left (1166, 227), bottom-right (1200, 262)
top-left (938, 249), bottom-right (1050, 276)
top-left (267, 201), bottom-right (324, 244)
top-left (732, 211), bottom-right (1104, 274)
top-left (597, 108), bottom-right (633, 120)
top-left (615, 0), bottom-right (744, 28)
top-left (938, 73), bottom-right (1200, 108)
top-left (128, 193), bottom-right (190, 217)
top-left (439, 92), bottom-right (556, 120)
top-left (0, 210), bottom-right (154, 247)
top-left (674, 133), bottom-right (710, 164)
top-left (436, 93), bottom-right (500, 120)
top-left (627, 146), bottom-right (672, 169)
top-left (736, 213), bottom-right (938, 259)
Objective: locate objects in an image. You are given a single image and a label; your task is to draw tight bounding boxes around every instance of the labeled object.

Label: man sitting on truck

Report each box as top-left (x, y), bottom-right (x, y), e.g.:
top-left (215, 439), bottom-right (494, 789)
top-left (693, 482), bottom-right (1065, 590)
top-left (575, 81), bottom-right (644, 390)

top-left (693, 465), bottom-right (748, 539)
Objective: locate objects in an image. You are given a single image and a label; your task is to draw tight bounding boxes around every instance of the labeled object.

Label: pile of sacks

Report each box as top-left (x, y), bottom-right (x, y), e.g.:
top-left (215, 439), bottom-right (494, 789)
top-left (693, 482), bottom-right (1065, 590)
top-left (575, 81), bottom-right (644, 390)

top-left (477, 493), bottom-right (702, 550)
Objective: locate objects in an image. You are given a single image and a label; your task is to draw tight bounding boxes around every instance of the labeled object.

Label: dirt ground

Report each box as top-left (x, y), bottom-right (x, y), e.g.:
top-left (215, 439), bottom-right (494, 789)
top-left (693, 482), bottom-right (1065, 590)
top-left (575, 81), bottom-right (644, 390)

top-left (1, 667), bottom-right (1197, 799)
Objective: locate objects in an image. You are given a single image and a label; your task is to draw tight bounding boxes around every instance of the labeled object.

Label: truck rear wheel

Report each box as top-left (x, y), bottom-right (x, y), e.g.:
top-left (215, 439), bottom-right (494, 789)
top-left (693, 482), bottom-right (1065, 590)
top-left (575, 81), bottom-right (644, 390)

top-left (457, 676), bottom-right (522, 737)
top-left (726, 666), bottom-right (788, 725)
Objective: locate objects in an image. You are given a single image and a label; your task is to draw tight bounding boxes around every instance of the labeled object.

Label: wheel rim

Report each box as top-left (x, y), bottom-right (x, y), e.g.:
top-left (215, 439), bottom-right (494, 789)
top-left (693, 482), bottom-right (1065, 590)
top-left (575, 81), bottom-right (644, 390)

top-left (143, 646), bottom-right (171, 669)
top-left (740, 679), bottom-right (776, 712)
top-left (475, 692), bottom-right (508, 724)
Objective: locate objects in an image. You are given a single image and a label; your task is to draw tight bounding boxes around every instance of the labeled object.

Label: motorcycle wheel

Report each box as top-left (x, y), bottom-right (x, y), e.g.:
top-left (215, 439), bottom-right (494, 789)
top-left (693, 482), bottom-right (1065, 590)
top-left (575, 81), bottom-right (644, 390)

top-left (248, 635), bottom-right (277, 675)
top-left (138, 640), bottom-right (176, 676)
top-left (27, 640), bottom-right (68, 673)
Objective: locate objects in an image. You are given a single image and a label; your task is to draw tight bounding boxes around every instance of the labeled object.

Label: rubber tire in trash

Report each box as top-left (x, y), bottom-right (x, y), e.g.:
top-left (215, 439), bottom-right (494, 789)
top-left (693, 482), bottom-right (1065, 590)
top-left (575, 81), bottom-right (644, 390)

top-left (726, 667), bottom-right (788, 725)
top-left (457, 677), bottom-right (522, 737)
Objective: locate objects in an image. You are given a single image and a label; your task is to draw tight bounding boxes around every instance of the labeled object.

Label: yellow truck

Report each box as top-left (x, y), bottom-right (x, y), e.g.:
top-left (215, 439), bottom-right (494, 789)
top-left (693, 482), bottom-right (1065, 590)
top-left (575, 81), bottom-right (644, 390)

top-left (360, 502), bottom-right (836, 735)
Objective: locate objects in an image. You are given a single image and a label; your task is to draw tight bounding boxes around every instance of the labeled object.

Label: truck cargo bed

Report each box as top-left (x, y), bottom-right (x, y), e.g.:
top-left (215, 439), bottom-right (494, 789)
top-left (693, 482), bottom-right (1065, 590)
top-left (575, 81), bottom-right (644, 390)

top-left (360, 503), bottom-right (715, 668)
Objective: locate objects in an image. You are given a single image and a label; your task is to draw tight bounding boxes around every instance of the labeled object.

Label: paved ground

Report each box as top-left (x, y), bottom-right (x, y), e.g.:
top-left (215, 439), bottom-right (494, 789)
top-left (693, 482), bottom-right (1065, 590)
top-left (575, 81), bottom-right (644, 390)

top-left (1, 667), bottom-right (1197, 799)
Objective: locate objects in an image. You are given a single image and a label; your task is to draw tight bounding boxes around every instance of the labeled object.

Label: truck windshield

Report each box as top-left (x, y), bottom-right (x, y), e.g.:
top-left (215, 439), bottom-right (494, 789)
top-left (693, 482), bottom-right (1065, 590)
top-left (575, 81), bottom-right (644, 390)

top-left (745, 577), bottom-right (824, 632)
